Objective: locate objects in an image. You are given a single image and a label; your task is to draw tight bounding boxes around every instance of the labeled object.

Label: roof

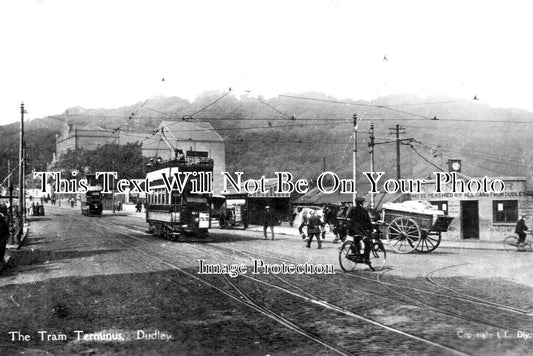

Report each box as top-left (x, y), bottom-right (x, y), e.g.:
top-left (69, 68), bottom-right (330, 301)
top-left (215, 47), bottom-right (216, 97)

top-left (293, 185), bottom-right (409, 209)
top-left (223, 178), bottom-right (290, 198)
top-left (160, 120), bottom-right (224, 143)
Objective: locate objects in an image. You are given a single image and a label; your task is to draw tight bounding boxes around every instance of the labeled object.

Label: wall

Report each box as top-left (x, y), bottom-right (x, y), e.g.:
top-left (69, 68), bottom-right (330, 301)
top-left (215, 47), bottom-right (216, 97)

top-left (410, 177), bottom-right (533, 241)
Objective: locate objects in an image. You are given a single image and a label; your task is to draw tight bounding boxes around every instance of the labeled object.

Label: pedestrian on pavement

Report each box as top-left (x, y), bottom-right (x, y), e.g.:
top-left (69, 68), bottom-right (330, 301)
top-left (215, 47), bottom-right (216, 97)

top-left (299, 209), bottom-right (325, 249)
top-left (515, 214), bottom-right (531, 249)
top-left (135, 200), bottom-right (142, 213)
top-left (0, 212), bottom-right (9, 265)
top-left (263, 206), bottom-right (275, 240)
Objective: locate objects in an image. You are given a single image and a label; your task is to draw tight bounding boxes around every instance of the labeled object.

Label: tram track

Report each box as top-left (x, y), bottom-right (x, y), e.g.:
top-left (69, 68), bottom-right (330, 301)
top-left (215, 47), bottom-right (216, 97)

top-left (93, 217), bottom-right (470, 356)
top-left (122, 220), bottom-right (533, 320)
top-left (90, 219), bottom-right (356, 355)
top-left (214, 242), bottom-right (533, 318)
top-left (425, 264), bottom-right (533, 315)
top-left (188, 240), bottom-right (533, 336)
top-left (177, 243), bottom-right (476, 355)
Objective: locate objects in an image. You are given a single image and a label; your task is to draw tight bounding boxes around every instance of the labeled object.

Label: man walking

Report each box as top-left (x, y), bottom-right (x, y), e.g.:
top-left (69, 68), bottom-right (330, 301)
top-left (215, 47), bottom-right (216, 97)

top-left (299, 209), bottom-right (325, 249)
top-left (263, 206), bottom-right (275, 240)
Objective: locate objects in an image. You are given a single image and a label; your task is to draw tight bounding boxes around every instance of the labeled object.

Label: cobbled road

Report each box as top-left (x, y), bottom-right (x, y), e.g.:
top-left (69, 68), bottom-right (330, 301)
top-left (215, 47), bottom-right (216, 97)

top-left (0, 205), bottom-right (532, 355)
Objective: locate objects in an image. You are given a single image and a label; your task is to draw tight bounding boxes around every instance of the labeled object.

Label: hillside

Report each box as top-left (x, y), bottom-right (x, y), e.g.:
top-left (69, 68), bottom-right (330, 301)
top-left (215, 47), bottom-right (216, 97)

top-left (1, 92), bottom-right (532, 189)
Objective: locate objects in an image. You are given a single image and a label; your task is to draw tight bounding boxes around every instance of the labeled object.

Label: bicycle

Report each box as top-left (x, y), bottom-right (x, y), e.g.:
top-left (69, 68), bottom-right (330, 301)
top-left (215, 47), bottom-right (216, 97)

top-left (338, 229), bottom-right (387, 272)
top-left (503, 232), bottom-right (533, 252)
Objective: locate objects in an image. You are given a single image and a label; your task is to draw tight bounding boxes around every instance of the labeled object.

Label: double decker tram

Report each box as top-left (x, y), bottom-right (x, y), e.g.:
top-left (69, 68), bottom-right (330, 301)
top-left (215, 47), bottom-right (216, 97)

top-left (80, 174), bottom-right (103, 216)
top-left (145, 155), bottom-right (213, 240)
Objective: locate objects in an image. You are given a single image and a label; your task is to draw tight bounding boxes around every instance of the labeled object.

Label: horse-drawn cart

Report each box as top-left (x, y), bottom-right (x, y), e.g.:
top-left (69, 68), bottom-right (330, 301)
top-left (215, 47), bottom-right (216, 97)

top-left (381, 200), bottom-right (454, 253)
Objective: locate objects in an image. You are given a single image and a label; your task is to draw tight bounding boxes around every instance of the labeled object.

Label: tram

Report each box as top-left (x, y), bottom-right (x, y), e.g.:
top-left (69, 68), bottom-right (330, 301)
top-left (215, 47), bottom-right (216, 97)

top-left (80, 174), bottom-right (103, 216)
top-left (145, 153), bottom-right (213, 240)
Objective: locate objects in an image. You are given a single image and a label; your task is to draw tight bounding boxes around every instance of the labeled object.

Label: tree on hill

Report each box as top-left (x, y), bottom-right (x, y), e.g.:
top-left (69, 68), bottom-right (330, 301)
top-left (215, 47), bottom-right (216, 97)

top-left (53, 143), bottom-right (147, 180)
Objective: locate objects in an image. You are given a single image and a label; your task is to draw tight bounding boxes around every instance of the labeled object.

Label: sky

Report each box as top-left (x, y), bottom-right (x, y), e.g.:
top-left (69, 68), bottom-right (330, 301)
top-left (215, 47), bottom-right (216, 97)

top-left (1, 0), bottom-right (533, 126)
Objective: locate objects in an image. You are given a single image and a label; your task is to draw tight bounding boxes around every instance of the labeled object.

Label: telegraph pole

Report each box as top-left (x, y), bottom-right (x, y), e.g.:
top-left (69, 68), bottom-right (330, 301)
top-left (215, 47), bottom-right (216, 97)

top-left (352, 113), bottom-right (358, 205)
top-left (368, 123), bottom-right (375, 209)
top-left (389, 124), bottom-right (406, 180)
top-left (8, 160), bottom-right (13, 244)
top-left (18, 103), bottom-right (25, 241)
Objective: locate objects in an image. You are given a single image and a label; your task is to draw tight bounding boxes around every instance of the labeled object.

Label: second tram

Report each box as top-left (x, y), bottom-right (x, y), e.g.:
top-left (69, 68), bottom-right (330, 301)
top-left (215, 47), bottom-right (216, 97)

top-left (80, 174), bottom-right (103, 216)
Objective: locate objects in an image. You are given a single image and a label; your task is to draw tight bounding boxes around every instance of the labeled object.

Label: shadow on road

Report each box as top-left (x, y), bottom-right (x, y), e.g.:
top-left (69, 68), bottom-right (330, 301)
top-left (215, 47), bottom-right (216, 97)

top-left (10, 248), bottom-right (124, 266)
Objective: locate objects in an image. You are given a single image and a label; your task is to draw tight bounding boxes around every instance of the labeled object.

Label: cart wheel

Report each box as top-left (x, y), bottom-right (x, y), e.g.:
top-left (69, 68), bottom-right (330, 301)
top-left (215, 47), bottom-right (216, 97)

top-left (339, 240), bottom-right (357, 272)
top-left (503, 235), bottom-right (519, 251)
top-left (369, 240), bottom-right (387, 271)
top-left (386, 217), bottom-right (421, 253)
top-left (415, 232), bottom-right (441, 253)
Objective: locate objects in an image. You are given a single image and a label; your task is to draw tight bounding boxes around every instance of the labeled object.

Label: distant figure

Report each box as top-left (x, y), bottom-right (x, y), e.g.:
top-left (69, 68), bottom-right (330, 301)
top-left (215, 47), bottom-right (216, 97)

top-left (0, 212), bottom-right (9, 264)
top-left (135, 200), bottom-right (142, 213)
top-left (70, 198), bottom-right (75, 208)
top-left (175, 149), bottom-right (186, 162)
top-left (263, 206), bottom-right (275, 240)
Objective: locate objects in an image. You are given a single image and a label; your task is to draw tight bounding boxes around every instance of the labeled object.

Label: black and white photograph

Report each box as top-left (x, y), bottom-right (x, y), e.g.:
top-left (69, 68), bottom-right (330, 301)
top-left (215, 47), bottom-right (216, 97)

top-left (1, 0), bottom-right (533, 355)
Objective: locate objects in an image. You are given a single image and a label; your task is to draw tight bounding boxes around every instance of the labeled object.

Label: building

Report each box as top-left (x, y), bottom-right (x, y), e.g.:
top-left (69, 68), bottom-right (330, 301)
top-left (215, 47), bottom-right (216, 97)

top-left (410, 176), bottom-right (533, 241)
top-left (54, 120), bottom-right (226, 194)
top-left (55, 123), bottom-right (117, 155)
top-left (222, 178), bottom-right (292, 225)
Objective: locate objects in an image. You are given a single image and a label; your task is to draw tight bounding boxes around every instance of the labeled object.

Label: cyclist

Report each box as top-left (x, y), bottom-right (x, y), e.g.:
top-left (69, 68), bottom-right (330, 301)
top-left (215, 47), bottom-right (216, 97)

top-left (347, 197), bottom-right (372, 264)
top-left (515, 214), bottom-right (531, 249)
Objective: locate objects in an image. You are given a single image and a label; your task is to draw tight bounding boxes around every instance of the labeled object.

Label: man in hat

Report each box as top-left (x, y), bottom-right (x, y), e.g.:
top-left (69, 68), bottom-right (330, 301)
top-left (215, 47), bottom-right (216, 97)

top-left (347, 197), bottom-right (373, 263)
top-left (263, 206), bottom-right (275, 240)
top-left (515, 214), bottom-right (531, 249)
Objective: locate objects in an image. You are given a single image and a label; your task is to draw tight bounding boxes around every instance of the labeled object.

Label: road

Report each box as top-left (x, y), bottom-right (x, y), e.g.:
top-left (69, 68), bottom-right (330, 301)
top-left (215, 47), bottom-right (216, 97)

top-left (1, 205), bottom-right (533, 355)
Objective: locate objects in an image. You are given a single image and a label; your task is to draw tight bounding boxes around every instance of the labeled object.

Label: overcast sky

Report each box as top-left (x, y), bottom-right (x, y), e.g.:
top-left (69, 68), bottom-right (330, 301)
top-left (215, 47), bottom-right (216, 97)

top-left (1, 0), bottom-right (532, 126)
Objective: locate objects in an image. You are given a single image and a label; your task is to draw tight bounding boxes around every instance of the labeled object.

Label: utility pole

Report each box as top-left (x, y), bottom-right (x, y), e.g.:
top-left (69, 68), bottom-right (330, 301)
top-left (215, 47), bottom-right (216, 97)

top-left (352, 113), bottom-right (358, 205)
top-left (389, 124), bottom-right (406, 180)
top-left (18, 103), bottom-right (25, 242)
top-left (368, 123), bottom-right (375, 209)
top-left (8, 160), bottom-right (13, 244)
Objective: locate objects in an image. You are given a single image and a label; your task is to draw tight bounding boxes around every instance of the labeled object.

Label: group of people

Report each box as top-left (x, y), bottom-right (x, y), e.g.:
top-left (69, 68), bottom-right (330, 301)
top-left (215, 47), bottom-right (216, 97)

top-left (296, 197), bottom-right (373, 262)
top-left (28, 202), bottom-right (45, 216)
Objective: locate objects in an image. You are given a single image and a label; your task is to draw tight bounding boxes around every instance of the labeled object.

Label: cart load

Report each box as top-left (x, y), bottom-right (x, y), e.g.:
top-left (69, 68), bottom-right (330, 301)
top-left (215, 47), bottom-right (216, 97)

top-left (381, 200), bottom-right (454, 253)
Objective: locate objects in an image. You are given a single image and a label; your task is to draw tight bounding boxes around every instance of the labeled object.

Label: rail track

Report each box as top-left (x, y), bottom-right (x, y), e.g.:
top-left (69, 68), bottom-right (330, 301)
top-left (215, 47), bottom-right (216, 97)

top-left (91, 217), bottom-right (472, 355)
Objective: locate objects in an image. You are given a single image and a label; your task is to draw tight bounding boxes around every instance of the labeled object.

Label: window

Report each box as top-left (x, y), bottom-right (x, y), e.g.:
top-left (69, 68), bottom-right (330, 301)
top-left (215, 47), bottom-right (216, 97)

top-left (493, 200), bottom-right (518, 223)
top-left (430, 201), bottom-right (448, 215)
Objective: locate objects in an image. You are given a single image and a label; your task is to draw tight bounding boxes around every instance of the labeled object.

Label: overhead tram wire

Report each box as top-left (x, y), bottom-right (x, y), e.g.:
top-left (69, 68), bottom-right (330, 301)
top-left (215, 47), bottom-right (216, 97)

top-left (412, 140), bottom-right (531, 169)
top-left (408, 141), bottom-right (514, 177)
top-left (279, 94), bottom-right (533, 124)
top-left (184, 88), bottom-right (233, 119)
top-left (255, 97), bottom-right (295, 120)
top-left (112, 98), bottom-right (150, 133)
top-left (278, 94), bottom-right (436, 120)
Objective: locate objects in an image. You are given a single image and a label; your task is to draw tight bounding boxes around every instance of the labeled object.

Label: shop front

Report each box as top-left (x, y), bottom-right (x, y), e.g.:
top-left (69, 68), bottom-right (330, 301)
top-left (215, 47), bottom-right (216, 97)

top-left (410, 176), bottom-right (533, 241)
